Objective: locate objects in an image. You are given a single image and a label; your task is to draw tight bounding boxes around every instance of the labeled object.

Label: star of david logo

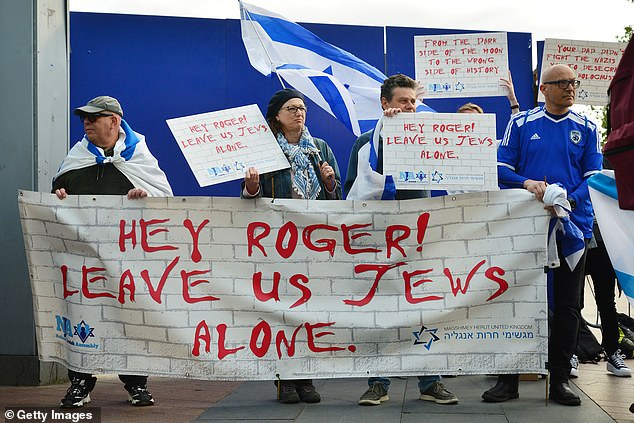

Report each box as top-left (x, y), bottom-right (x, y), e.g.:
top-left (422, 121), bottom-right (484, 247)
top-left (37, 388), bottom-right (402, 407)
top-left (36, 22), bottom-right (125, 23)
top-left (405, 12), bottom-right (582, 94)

top-left (74, 320), bottom-right (95, 343)
top-left (413, 325), bottom-right (440, 350)
top-left (454, 82), bottom-right (465, 92)
top-left (431, 170), bottom-right (444, 183)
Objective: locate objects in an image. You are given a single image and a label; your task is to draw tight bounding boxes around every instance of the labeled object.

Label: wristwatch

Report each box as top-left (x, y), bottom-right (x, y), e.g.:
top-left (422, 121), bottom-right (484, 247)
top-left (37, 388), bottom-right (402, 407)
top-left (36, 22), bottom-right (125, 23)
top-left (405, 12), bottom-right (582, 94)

top-left (568, 198), bottom-right (576, 210)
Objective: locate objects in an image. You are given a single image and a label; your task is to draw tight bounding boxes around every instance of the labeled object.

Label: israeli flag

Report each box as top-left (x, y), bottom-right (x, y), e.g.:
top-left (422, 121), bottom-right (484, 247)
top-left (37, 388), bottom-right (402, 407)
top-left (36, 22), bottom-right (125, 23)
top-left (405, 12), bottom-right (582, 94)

top-left (542, 183), bottom-right (586, 271)
top-left (589, 170), bottom-right (634, 308)
top-left (346, 117), bottom-right (396, 200)
top-left (240, 1), bottom-right (385, 136)
top-left (276, 64), bottom-right (361, 136)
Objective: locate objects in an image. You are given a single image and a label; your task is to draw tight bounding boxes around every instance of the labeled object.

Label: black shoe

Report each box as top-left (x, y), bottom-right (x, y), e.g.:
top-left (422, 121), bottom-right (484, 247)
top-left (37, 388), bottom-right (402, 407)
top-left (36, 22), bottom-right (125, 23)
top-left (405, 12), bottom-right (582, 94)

top-left (549, 382), bottom-right (581, 406)
top-left (60, 376), bottom-right (97, 408)
top-left (482, 379), bottom-right (519, 402)
top-left (295, 381), bottom-right (321, 403)
top-left (125, 385), bottom-right (155, 406)
top-left (278, 382), bottom-right (300, 403)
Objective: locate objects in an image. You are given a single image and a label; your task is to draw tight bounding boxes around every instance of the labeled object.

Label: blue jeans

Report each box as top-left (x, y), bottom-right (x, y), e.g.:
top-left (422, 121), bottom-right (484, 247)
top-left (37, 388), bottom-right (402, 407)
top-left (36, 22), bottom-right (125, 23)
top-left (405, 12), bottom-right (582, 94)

top-left (368, 376), bottom-right (441, 392)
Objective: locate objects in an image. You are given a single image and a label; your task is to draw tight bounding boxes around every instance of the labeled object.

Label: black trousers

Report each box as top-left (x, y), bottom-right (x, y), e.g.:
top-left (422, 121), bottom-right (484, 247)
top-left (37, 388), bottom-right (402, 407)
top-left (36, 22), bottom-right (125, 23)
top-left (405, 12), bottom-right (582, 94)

top-left (584, 241), bottom-right (620, 355)
top-left (548, 239), bottom-right (589, 383)
top-left (68, 369), bottom-right (148, 391)
top-left (498, 240), bottom-right (589, 387)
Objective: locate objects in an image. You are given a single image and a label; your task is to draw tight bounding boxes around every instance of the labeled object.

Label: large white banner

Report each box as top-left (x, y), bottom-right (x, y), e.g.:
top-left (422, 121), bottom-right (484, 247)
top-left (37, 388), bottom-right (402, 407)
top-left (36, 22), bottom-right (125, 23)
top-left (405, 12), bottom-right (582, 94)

top-left (19, 190), bottom-right (549, 380)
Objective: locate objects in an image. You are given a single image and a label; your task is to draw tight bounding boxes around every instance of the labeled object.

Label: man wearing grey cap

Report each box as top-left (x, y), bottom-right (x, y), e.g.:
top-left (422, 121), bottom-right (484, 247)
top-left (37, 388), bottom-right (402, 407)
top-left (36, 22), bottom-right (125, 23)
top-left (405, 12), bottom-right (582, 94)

top-left (53, 96), bottom-right (172, 199)
top-left (53, 96), bottom-right (172, 407)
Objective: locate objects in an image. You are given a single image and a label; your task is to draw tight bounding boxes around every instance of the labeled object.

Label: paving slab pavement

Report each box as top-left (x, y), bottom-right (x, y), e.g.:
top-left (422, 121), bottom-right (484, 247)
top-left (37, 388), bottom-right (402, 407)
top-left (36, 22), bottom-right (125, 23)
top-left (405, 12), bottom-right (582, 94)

top-left (192, 375), bottom-right (618, 423)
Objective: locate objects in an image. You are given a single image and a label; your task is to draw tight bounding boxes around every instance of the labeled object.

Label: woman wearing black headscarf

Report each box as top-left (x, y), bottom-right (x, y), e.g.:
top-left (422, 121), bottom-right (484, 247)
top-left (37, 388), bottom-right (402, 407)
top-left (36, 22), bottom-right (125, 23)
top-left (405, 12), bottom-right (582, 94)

top-left (242, 89), bottom-right (342, 404)
top-left (242, 88), bottom-right (342, 201)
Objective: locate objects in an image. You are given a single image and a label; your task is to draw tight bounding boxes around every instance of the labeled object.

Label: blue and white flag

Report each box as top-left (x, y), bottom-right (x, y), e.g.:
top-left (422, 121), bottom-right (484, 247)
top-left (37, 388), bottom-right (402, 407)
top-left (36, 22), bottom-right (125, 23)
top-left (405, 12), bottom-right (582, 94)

top-left (346, 117), bottom-right (396, 200)
top-left (542, 183), bottom-right (586, 271)
top-left (239, 1), bottom-right (385, 136)
top-left (589, 170), bottom-right (634, 308)
top-left (275, 64), bottom-right (361, 136)
top-left (54, 120), bottom-right (173, 197)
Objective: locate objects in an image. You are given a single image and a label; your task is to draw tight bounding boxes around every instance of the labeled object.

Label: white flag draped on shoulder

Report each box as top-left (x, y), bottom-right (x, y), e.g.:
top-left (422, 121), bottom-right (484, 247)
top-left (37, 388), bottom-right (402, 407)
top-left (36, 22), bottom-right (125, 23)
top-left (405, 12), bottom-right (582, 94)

top-left (239, 1), bottom-right (386, 136)
top-left (346, 117), bottom-right (396, 200)
top-left (588, 170), bottom-right (634, 308)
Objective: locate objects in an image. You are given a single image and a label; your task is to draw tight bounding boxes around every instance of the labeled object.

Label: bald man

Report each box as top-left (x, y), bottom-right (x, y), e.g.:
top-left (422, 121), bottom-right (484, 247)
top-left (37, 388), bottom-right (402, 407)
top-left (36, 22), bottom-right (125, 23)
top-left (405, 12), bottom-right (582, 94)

top-left (483, 64), bottom-right (603, 406)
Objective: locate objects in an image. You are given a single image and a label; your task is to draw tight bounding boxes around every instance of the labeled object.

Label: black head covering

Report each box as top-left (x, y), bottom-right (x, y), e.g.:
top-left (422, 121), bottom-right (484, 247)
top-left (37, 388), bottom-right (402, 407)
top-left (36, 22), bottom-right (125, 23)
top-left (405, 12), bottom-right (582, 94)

top-left (265, 88), bottom-right (305, 119)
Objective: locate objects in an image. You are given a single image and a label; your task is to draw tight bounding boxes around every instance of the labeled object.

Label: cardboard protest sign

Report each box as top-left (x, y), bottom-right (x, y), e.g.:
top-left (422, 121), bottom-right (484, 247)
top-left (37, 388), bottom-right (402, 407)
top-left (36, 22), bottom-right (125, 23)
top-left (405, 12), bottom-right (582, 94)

top-left (19, 190), bottom-right (549, 380)
top-left (166, 104), bottom-right (289, 186)
top-left (415, 32), bottom-right (509, 98)
top-left (539, 39), bottom-right (627, 106)
top-left (382, 113), bottom-right (498, 191)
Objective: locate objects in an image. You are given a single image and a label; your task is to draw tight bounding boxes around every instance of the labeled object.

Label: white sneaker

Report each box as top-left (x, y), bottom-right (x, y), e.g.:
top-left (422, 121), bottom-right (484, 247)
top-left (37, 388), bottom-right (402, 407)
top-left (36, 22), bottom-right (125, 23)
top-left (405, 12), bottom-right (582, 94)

top-left (607, 349), bottom-right (632, 377)
top-left (570, 354), bottom-right (579, 378)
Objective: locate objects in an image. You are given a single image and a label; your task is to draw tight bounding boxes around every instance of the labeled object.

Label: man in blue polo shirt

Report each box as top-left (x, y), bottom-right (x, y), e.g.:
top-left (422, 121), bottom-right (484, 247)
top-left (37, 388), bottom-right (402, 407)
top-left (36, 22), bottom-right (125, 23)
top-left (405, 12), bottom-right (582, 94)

top-left (482, 64), bottom-right (603, 406)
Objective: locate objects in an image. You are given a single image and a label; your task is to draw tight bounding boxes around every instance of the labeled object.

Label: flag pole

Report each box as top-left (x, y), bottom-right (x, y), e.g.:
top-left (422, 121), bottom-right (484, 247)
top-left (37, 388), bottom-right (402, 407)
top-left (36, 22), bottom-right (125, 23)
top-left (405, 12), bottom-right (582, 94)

top-left (239, 1), bottom-right (286, 89)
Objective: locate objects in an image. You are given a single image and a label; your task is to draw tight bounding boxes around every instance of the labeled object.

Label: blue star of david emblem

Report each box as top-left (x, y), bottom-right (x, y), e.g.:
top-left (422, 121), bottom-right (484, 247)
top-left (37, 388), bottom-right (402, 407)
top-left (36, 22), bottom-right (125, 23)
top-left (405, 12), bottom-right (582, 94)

top-left (454, 82), bottom-right (465, 92)
top-left (578, 89), bottom-right (589, 99)
top-left (74, 320), bottom-right (95, 343)
top-left (413, 325), bottom-right (440, 350)
top-left (431, 171), bottom-right (444, 183)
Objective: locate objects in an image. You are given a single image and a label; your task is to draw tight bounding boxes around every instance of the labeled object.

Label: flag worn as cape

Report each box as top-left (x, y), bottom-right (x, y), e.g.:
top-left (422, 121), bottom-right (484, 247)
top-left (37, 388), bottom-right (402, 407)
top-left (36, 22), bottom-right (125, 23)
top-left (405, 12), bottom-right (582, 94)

top-left (346, 117), bottom-right (396, 200)
top-left (54, 119), bottom-right (173, 197)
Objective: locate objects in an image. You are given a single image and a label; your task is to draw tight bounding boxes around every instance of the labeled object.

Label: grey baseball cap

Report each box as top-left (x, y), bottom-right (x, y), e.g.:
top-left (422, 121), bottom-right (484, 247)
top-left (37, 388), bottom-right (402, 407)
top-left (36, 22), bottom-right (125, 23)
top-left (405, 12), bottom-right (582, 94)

top-left (74, 96), bottom-right (123, 116)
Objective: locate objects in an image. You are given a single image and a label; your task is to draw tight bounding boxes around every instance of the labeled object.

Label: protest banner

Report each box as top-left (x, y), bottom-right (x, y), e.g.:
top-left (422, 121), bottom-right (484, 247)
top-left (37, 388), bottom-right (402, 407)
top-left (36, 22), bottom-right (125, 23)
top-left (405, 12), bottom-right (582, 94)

top-left (539, 39), bottom-right (627, 106)
top-left (166, 104), bottom-right (289, 187)
top-left (414, 32), bottom-right (509, 98)
top-left (382, 112), bottom-right (498, 191)
top-left (19, 189), bottom-right (549, 380)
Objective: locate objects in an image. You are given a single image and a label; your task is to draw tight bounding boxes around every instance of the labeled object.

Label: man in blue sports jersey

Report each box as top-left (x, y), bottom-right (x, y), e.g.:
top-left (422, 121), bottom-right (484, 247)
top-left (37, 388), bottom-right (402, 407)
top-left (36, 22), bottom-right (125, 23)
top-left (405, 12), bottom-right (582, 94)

top-left (481, 64), bottom-right (603, 406)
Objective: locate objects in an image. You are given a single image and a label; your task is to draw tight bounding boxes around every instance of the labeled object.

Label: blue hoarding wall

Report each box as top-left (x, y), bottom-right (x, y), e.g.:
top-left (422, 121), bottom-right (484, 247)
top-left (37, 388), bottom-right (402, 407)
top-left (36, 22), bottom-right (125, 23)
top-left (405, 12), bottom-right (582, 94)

top-left (70, 12), bottom-right (532, 197)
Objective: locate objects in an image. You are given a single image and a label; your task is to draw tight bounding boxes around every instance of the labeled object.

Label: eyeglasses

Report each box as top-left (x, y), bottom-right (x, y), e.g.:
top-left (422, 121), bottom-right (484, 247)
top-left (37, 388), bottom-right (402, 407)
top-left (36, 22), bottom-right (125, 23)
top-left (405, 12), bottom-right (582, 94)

top-left (543, 79), bottom-right (581, 90)
top-left (283, 106), bottom-right (307, 114)
top-left (79, 112), bottom-right (113, 123)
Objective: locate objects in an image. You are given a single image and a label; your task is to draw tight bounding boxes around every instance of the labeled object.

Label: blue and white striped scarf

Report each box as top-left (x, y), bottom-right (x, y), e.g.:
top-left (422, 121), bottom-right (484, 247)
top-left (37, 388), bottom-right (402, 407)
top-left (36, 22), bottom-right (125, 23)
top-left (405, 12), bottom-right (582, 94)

top-left (276, 127), bottom-right (321, 199)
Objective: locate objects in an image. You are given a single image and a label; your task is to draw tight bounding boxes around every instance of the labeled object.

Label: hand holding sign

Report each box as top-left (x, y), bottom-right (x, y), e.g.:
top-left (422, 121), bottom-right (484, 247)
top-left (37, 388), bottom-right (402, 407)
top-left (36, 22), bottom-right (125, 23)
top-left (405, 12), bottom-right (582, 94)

top-left (244, 167), bottom-right (260, 196)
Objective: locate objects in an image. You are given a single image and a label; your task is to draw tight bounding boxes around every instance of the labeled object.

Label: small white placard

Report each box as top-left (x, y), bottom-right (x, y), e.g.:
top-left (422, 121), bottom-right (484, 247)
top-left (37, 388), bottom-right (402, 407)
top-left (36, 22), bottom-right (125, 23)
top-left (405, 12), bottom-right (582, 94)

top-left (382, 112), bottom-right (498, 191)
top-left (166, 104), bottom-right (289, 187)
top-left (539, 39), bottom-right (627, 106)
top-left (414, 32), bottom-right (509, 98)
